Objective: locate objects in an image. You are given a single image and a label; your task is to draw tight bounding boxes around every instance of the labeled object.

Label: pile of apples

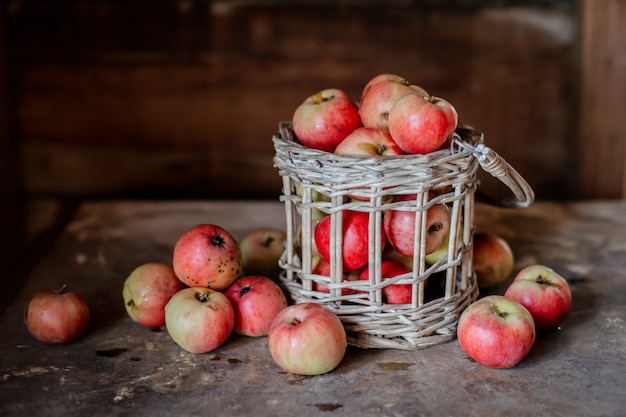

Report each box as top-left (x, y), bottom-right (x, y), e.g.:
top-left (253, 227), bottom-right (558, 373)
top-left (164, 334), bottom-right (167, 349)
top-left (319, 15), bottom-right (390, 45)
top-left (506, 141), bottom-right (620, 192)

top-left (291, 73), bottom-right (458, 156)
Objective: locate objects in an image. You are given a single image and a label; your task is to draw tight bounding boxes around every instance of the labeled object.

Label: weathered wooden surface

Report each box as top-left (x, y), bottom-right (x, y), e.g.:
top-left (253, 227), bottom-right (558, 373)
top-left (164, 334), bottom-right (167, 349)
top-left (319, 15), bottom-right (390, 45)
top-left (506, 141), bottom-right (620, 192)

top-left (1, 200), bottom-right (625, 417)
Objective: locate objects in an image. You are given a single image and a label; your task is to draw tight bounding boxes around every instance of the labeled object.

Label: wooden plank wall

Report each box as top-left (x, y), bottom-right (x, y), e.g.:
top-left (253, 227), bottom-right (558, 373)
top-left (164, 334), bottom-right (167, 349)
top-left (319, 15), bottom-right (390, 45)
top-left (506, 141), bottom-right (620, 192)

top-left (5, 1), bottom-right (581, 203)
top-left (578, 0), bottom-right (626, 199)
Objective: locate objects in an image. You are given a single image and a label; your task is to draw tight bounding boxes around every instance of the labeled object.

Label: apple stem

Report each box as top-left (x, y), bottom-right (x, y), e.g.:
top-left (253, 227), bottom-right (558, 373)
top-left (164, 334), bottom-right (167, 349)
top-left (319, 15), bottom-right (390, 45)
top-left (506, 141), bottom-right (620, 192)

top-left (262, 236), bottom-right (275, 248)
top-left (196, 292), bottom-right (211, 303)
top-left (289, 318), bottom-right (301, 326)
top-left (536, 275), bottom-right (553, 286)
top-left (492, 303), bottom-right (509, 319)
top-left (58, 284), bottom-right (69, 295)
top-left (209, 234), bottom-right (226, 248)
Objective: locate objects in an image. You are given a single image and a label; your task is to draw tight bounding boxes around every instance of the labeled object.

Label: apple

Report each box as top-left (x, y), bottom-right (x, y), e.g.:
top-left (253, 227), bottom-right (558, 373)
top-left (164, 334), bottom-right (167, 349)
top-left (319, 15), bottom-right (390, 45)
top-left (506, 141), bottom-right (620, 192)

top-left (334, 127), bottom-right (404, 157)
top-left (314, 210), bottom-right (385, 272)
top-left (268, 302), bottom-right (347, 375)
top-left (504, 265), bottom-right (572, 331)
top-left (457, 295), bottom-right (535, 368)
top-left (24, 285), bottom-right (90, 344)
top-left (359, 260), bottom-right (411, 304)
top-left (472, 232), bottom-right (514, 289)
top-left (310, 255), bottom-right (357, 296)
top-left (291, 89), bottom-right (362, 152)
top-left (383, 195), bottom-right (451, 258)
top-left (387, 92), bottom-right (458, 154)
top-left (239, 228), bottom-right (286, 281)
top-left (359, 73), bottom-right (411, 103)
top-left (359, 77), bottom-right (429, 132)
top-left (164, 287), bottom-right (235, 353)
top-left (224, 275), bottom-right (288, 337)
top-left (122, 262), bottom-right (186, 328)
top-left (425, 231), bottom-right (450, 265)
top-left (172, 223), bottom-right (243, 291)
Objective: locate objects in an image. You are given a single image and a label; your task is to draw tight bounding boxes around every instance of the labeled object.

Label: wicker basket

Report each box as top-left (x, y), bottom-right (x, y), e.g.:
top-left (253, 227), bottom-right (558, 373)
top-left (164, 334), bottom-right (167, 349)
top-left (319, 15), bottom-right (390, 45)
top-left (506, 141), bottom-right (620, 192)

top-left (272, 121), bottom-right (534, 350)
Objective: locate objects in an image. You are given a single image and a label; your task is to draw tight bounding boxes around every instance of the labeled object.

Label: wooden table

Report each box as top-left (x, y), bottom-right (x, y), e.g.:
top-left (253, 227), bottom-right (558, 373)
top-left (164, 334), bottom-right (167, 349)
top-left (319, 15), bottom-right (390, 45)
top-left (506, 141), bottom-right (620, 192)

top-left (1, 200), bottom-right (625, 417)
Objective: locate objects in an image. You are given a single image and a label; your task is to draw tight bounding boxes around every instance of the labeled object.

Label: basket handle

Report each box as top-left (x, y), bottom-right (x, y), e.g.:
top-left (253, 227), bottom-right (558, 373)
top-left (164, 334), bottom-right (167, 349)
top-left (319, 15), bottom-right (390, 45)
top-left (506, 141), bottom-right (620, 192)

top-left (454, 135), bottom-right (535, 209)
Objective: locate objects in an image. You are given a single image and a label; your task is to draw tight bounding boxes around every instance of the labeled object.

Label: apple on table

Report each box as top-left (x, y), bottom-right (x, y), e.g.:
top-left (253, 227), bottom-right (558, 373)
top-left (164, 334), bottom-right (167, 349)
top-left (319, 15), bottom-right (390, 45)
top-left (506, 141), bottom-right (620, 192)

top-left (504, 264), bottom-right (572, 331)
top-left (239, 228), bottom-right (286, 281)
top-left (224, 275), bottom-right (288, 337)
top-left (172, 223), bottom-right (243, 291)
top-left (122, 262), bottom-right (186, 329)
top-left (24, 285), bottom-right (91, 344)
top-left (164, 287), bottom-right (235, 354)
top-left (268, 302), bottom-right (347, 375)
top-left (457, 295), bottom-right (535, 368)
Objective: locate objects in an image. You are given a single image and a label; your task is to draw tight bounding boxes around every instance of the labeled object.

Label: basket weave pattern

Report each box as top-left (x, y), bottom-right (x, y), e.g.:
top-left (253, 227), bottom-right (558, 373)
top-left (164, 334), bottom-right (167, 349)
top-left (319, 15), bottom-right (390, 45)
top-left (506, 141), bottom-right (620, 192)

top-left (273, 121), bottom-right (483, 350)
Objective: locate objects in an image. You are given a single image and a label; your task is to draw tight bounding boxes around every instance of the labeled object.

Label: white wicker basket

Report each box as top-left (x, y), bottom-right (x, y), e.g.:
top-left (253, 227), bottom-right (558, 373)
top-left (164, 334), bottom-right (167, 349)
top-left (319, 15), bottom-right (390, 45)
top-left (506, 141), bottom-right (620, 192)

top-left (273, 121), bottom-right (534, 350)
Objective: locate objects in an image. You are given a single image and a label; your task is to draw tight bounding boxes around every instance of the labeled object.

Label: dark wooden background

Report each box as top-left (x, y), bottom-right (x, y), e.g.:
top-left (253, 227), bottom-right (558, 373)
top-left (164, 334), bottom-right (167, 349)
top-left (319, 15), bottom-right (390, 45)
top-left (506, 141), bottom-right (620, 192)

top-left (1, 0), bottom-right (625, 308)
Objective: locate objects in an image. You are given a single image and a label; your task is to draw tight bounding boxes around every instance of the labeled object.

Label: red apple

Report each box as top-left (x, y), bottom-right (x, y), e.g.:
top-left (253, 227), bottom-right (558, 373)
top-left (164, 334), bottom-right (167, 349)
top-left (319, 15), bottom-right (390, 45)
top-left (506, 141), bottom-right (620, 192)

top-left (334, 127), bottom-right (404, 157)
top-left (359, 73), bottom-right (411, 103)
top-left (291, 89), bottom-right (362, 152)
top-left (268, 302), bottom-right (347, 375)
top-left (359, 77), bottom-right (429, 132)
top-left (239, 228), bottom-right (286, 281)
top-left (224, 275), bottom-right (288, 337)
top-left (387, 92), bottom-right (458, 154)
top-left (24, 285), bottom-right (90, 344)
top-left (122, 262), bottom-right (186, 328)
top-left (457, 295), bottom-right (535, 368)
top-left (164, 287), bottom-right (235, 353)
top-left (359, 260), bottom-right (411, 304)
top-left (383, 195), bottom-right (451, 258)
top-left (314, 210), bottom-right (385, 272)
top-left (310, 255), bottom-right (356, 296)
top-left (172, 223), bottom-right (243, 291)
top-left (504, 265), bottom-right (572, 331)
top-left (472, 233), bottom-right (514, 289)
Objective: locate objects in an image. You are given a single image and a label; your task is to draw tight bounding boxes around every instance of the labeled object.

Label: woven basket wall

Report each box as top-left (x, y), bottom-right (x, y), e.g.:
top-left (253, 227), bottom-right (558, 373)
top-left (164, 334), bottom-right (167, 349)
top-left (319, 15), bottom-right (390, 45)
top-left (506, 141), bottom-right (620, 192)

top-left (272, 121), bottom-right (521, 350)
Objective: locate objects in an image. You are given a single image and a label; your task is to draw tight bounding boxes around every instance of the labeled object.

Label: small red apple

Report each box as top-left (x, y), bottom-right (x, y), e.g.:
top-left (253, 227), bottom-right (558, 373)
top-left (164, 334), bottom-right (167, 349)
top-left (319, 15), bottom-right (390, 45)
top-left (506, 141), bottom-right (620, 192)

top-left (164, 287), bottom-right (235, 353)
top-left (172, 224), bottom-right (243, 291)
top-left (472, 233), bottom-right (514, 289)
top-left (314, 210), bottom-right (385, 272)
top-left (24, 285), bottom-right (91, 344)
top-left (224, 275), bottom-right (288, 337)
top-left (383, 195), bottom-right (451, 258)
top-left (122, 262), bottom-right (186, 328)
top-left (292, 88), bottom-right (362, 152)
top-left (504, 265), bottom-right (572, 331)
top-left (239, 228), bottom-right (286, 281)
top-left (334, 127), bottom-right (404, 157)
top-left (388, 92), bottom-right (458, 154)
top-left (359, 77), bottom-right (429, 132)
top-left (457, 295), bottom-right (535, 368)
top-left (268, 302), bottom-right (347, 375)
top-left (359, 73), bottom-right (409, 103)
top-left (359, 260), bottom-right (411, 304)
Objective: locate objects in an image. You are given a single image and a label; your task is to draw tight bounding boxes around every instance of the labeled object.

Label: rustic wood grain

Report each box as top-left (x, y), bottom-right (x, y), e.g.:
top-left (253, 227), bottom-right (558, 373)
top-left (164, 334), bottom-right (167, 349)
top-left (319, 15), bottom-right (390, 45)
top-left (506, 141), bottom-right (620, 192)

top-left (6, 2), bottom-right (577, 200)
top-left (0, 200), bottom-right (624, 417)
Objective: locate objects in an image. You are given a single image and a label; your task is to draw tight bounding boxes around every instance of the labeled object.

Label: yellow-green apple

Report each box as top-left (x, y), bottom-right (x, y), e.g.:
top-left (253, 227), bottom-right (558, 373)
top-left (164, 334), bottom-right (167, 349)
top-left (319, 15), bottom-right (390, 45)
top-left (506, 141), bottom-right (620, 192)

top-left (172, 223), bottom-right (243, 291)
top-left (358, 260), bottom-right (411, 304)
top-left (472, 232), bottom-right (514, 289)
top-left (239, 228), bottom-right (286, 281)
top-left (24, 285), bottom-right (90, 344)
top-left (388, 93), bottom-right (458, 154)
top-left (504, 265), bottom-right (572, 331)
top-left (164, 287), bottom-right (234, 353)
top-left (294, 183), bottom-right (331, 221)
top-left (425, 231), bottom-right (450, 265)
top-left (334, 127), bottom-right (404, 157)
top-left (122, 262), bottom-right (186, 328)
top-left (291, 89), bottom-right (362, 153)
top-left (359, 76), bottom-right (429, 132)
top-left (457, 295), bottom-right (535, 368)
top-left (383, 195), bottom-right (451, 257)
top-left (267, 302), bottom-right (347, 375)
top-left (314, 210), bottom-right (386, 272)
top-left (224, 275), bottom-right (288, 337)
